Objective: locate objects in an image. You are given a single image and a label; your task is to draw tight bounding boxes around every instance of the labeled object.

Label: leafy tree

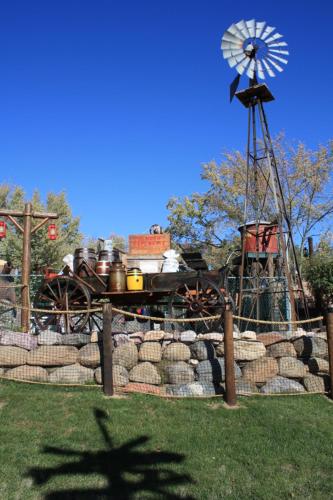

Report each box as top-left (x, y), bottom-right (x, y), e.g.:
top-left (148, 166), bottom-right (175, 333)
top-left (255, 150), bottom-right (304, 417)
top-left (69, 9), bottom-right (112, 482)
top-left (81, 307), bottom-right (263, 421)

top-left (0, 185), bottom-right (82, 272)
top-left (167, 136), bottom-right (333, 268)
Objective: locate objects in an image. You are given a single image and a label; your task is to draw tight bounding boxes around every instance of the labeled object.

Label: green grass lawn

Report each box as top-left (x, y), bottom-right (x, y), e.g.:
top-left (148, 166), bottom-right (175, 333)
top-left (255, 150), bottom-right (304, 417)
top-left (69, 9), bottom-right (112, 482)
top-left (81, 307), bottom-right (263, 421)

top-left (0, 380), bottom-right (332, 499)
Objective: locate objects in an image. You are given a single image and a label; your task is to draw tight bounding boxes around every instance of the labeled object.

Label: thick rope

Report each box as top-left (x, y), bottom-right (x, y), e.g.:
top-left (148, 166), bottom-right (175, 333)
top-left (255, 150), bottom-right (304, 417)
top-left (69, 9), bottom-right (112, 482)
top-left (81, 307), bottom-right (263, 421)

top-left (232, 314), bottom-right (324, 325)
top-left (0, 299), bottom-right (324, 325)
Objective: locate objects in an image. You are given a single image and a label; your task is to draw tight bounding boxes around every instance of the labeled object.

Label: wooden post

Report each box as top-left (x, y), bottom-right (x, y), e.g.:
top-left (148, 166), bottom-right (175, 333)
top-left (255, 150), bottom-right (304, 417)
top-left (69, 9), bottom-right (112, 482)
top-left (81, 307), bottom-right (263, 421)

top-left (326, 305), bottom-right (333, 400)
top-left (103, 303), bottom-right (114, 396)
top-left (224, 301), bottom-right (237, 406)
top-left (0, 205), bottom-right (58, 332)
top-left (21, 203), bottom-right (32, 332)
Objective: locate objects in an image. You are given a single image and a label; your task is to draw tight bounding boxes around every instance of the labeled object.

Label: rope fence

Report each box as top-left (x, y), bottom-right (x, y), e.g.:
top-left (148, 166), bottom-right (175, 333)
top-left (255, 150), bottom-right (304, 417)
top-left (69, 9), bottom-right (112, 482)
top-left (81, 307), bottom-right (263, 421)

top-left (0, 298), bottom-right (324, 325)
top-left (0, 282), bottom-right (331, 402)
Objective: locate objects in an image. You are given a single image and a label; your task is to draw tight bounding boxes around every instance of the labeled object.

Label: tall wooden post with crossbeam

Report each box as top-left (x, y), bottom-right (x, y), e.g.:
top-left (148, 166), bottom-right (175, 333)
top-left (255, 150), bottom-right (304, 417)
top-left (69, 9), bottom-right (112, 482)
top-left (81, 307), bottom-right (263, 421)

top-left (0, 203), bottom-right (58, 332)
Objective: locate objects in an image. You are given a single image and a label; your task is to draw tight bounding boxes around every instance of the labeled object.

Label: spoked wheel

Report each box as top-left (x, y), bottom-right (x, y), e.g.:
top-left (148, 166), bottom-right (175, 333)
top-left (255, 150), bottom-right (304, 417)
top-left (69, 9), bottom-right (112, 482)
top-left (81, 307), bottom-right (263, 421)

top-left (34, 276), bottom-right (91, 333)
top-left (169, 277), bottom-right (225, 333)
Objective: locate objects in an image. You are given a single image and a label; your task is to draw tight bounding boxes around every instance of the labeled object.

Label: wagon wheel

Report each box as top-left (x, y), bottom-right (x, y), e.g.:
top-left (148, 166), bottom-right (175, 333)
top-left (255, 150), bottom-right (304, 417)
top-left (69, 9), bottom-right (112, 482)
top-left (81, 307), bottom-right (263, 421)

top-left (88, 303), bottom-right (104, 333)
top-left (34, 276), bottom-right (91, 333)
top-left (168, 277), bottom-right (225, 333)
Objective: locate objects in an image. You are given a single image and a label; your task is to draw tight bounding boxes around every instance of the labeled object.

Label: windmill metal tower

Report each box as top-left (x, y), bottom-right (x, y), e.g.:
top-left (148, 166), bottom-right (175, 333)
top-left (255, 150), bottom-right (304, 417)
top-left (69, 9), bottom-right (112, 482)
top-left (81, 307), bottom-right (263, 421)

top-left (221, 19), bottom-right (308, 331)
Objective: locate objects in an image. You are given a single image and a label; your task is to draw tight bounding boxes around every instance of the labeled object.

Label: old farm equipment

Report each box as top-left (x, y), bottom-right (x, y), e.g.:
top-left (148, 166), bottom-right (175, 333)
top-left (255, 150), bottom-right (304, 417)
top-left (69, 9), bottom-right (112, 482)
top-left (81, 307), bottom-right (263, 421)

top-left (33, 252), bottom-right (228, 334)
top-left (221, 19), bottom-right (308, 330)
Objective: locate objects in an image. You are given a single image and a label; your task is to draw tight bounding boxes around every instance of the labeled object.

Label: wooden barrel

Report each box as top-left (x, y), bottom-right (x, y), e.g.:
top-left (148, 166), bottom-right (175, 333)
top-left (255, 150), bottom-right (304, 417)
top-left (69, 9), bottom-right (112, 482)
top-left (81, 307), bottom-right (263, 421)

top-left (108, 262), bottom-right (126, 292)
top-left (74, 248), bottom-right (97, 277)
top-left (96, 260), bottom-right (111, 276)
top-left (98, 250), bottom-right (113, 261)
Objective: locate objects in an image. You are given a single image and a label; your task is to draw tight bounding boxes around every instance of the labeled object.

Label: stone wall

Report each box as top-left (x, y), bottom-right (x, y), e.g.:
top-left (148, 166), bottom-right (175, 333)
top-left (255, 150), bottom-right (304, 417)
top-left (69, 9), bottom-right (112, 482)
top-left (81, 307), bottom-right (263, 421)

top-left (0, 327), bottom-right (330, 396)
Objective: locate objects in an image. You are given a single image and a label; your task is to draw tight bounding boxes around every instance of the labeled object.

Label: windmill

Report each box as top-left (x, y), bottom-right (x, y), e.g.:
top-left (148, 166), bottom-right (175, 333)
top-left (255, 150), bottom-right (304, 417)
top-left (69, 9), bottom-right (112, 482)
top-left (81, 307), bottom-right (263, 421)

top-left (221, 19), bottom-right (308, 331)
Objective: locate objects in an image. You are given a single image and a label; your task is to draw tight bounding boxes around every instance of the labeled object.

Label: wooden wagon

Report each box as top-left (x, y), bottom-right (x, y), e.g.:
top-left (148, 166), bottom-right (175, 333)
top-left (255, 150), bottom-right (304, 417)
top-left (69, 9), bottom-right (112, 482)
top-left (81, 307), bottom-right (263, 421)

top-left (33, 259), bottom-right (228, 334)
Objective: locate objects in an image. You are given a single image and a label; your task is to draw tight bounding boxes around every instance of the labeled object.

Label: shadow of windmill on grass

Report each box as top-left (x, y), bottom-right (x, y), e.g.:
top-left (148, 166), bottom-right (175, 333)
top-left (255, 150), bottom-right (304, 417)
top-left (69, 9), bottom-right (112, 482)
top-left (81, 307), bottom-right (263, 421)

top-left (26, 408), bottom-right (195, 499)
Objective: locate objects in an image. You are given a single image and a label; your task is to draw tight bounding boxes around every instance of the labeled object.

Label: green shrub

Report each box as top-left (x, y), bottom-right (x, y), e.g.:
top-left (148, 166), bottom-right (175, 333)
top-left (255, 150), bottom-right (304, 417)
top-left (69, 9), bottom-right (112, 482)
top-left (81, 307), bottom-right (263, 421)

top-left (304, 254), bottom-right (333, 307)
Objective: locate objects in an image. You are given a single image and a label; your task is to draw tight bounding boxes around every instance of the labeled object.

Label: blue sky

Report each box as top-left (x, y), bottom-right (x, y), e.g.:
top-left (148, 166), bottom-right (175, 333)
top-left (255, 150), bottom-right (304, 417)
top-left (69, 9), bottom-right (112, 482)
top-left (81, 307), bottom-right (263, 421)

top-left (0, 0), bottom-right (332, 241)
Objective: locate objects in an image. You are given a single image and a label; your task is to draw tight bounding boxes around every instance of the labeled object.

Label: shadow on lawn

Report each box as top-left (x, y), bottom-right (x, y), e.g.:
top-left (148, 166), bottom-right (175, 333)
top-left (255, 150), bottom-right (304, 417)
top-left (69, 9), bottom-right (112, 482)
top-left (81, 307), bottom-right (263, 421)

top-left (26, 408), bottom-right (195, 499)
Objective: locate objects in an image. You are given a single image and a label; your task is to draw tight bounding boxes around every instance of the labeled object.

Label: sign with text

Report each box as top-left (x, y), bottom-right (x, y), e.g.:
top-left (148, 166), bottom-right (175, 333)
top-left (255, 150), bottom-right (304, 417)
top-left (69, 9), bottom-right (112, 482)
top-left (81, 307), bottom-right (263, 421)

top-left (128, 234), bottom-right (171, 255)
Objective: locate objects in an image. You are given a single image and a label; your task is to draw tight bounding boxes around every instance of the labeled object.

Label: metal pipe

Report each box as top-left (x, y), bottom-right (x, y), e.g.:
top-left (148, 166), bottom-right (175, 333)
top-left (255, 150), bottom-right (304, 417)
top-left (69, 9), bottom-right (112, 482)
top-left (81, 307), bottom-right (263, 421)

top-left (21, 203), bottom-right (32, 332)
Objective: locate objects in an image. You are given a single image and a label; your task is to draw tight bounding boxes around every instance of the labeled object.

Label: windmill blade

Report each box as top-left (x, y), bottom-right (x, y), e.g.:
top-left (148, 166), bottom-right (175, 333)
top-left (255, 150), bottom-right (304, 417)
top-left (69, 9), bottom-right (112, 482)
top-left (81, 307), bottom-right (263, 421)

top-left (222, 32), bottom-right (244, 45)
top-left (267, 41), bottom-right (288, 48)
top-left (236, 57), bottom-right (250, 75)
top-left (246, 59), bottom-right (256, 79)
top-left (262, 58), bottom-right (276, 77)
top-left (268, 53), bottom-right (288, 65)
top-left (223, 48), bottom-right (245, 59)
top-left (221, 40), bottom-right (243, 51)
top-left (268, 49), bottom-right (289, 56)
top-left (256, 59), bottom-right (265, 80)
top-left (227, 23), bottom-right (246, 40)
top-left (266, 57), bottom-right (284, 72)
top-left (261, 25), bottom-right (275, 40)
top-left (265, 32), bottom-right (284, 44)
top-left (235, 20), bottom-right (251, 39)
top-left (227, 53), bottom-right (247, 68)
top-left (255, 21), bottom-right (266, 38)
top-left (246, 19), bottom-right (256, 37)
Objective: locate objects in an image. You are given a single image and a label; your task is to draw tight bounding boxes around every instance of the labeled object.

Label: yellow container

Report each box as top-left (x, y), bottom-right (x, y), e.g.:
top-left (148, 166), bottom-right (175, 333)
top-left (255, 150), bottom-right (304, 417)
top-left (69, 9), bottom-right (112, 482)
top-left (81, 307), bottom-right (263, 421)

top-left (126, 267), bottom-right (143, 291)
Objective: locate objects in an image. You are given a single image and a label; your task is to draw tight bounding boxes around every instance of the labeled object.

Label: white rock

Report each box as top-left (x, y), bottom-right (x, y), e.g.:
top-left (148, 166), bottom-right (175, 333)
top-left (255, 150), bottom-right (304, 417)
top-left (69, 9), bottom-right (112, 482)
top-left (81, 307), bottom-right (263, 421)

top-left (180, 330), bottom-right (197, 343)
top-left (240, 330), bottom-right (257, 341)
top-left (37, 331), bottom-right (62, 346)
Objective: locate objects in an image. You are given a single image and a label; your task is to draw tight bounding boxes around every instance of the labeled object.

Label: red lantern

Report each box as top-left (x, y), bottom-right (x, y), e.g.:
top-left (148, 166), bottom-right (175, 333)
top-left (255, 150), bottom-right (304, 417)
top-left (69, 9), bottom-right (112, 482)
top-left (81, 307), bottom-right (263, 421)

top-left (0, 221), bottom-right (6, 239)
top-left (48, 224), bottom-right (57, 240)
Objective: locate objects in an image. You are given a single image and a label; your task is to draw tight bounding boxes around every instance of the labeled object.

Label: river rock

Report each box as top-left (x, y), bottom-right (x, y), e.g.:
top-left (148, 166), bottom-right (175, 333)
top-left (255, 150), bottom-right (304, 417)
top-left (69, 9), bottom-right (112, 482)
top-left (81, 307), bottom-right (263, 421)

top-left (5, 365), bottom-right (49, 382)
top-left (0, 346), bottom-right (28, 366)
top-left (278, 357), bottom-right (307, 378)
top-left (144, 331), bottom-right (164, 341)
top-left (78, 343), bottom-right (101, 368)
top-left (292, 336), bottom-right (328, 359)
top-left (128, 332), bottom-right (144, 345)
top-left (197, 333), bottom-right (224, 344)
top-left (0, 331), bottom-right (37, 350)
top-left (235, 379), bottom-right (258, 394)
top-left (242, 357), bottom-right (278, 383)
top-left (164, 362), bottom-right (194, 384)
top-left (240, 330), bottom-right (257, 341)
top-left (303, 374), bottom-right (329, 393)
top-left (180, 330), bottom-right (197, 343)
top-left (233, 340), bottom-right (266, 361)
top-left (27, 345), bottom-right (78, 366)
top-left (162, 343), bottom-right (191, 361)
top-left (267, 341), bottom-right (296, 358)
top-left (49, 364), bottom-right (94, 384)
top-left (112, 334), bottom-right (129, 347)
top-left (139, 342), bottom-right (162, 362)
top-left (190, 341), bottom-right (215, 361)
top-left (37, 331), bottom-right (63, 346)
top-left (113, 342), bottom-right (138, 370)
top-left (129, 362), bottom-right (161, 385)
top-left (61, 334), bottom-right (91, 346)
top-left (256, 332), bottom-right (286, 346)
top-left (308, 357), bottom-right (329, 374)
top-left (166, 382), bottom-right (218, 397)
top-left (260, 376), bottom-right (305, 394)
top-left (196, 358), bottom-right (241, 383)
top-left (94, 365), bottom-right (129, 386)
